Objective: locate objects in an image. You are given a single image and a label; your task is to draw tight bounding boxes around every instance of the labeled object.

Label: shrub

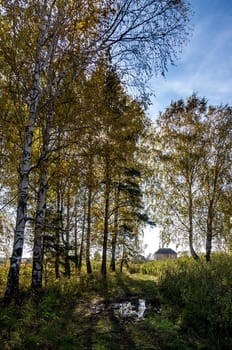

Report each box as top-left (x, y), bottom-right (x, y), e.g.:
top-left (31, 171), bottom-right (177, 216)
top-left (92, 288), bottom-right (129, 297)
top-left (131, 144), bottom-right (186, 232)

top-left (156, 254), bottom-right (232, 349)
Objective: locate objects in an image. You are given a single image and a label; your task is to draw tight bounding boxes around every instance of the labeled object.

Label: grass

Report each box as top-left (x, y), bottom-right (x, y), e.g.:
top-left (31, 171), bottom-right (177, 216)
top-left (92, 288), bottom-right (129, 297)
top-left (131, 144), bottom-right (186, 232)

top-left (0, 254), bottom-right (232, 349)
top-left (0, 272), bottom-right (162, 350)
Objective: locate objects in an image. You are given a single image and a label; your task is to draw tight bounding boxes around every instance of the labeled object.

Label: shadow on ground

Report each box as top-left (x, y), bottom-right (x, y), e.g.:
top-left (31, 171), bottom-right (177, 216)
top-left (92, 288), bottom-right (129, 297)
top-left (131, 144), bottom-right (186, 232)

top-left (0, 274), bottom-right (187, 350)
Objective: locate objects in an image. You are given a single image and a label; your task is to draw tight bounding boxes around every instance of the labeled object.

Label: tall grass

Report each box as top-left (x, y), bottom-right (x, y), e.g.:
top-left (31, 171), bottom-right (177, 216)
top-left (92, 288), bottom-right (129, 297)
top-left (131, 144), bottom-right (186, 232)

top-left (139, 254), bottom-right (232, 349)
top-left (1, 254), bottom-right (232, 349)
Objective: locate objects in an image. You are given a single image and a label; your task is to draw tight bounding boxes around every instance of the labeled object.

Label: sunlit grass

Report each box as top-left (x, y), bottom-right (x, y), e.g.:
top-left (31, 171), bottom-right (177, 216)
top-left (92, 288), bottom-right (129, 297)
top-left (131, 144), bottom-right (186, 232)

top-left (0, 253), bottom-right (232, 349)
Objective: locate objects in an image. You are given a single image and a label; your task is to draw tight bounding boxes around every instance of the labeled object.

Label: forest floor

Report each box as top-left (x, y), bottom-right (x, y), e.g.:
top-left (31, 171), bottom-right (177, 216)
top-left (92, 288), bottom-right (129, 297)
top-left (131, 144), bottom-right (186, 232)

top-left (1, 263), bottom-right (231, 350)
top-left (0, 272), bottom-right (190, 350)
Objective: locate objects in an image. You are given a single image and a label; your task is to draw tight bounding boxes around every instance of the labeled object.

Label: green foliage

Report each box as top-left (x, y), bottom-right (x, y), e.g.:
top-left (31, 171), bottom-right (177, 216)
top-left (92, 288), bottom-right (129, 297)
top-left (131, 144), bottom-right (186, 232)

top-left (1, 255), bottom-right (232, 349)
top-left (0, 266), bottom-right (8, 295)
top-left (156, 254), bottom-right (232, 349)
top-left (0, 272), bottom-right (157, 349)
top-left (138, 258), bottom-right (180, 279)
top-left (149, 95), bottom-right (232, 258)
top-left (130, 316), bottom-right (191, 350)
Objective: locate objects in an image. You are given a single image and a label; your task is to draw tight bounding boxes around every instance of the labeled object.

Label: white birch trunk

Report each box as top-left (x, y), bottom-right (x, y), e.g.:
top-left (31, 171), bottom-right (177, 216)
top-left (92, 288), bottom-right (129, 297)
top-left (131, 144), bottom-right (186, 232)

top-left (31, 110), bottom-right (53, 289)
top-left (4, 4), bottom-right (46, 300)
top-left (5, 91), bottom-right (40, 299)
top-left (31, 169), bottom-right (47, 289)
top-left (101, 161), bottom-right (111, 275)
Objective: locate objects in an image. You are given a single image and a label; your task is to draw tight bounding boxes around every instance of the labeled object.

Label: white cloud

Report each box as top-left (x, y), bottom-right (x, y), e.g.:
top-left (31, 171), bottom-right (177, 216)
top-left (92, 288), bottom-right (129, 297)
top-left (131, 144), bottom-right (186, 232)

top-left (148, 12), bottom-right (232, 120)
top-left (144, 0), bottom-right (232, 253)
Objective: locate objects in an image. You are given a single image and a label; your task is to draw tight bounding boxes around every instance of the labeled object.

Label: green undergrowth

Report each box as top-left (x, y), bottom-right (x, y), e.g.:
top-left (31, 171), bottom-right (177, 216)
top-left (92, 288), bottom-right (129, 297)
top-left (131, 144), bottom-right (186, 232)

top-left (0, 254), bottom-right (232, 349)
top-left (0, 272), bottom-right (163, 350)
top-left (138, 253), bottom-right (232, 349)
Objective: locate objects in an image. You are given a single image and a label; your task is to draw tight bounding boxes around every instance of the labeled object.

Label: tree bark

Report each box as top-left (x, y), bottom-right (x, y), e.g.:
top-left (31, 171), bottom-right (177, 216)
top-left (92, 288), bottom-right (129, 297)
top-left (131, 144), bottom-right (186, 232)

top-left (206, 202), bottom-right (214, 262)
top-left (110, 187), bottom-right (120, 271)
top-left (55, 186), bottom-right (63, 279)
top-left (64, 186), bottom-right (71, 277)
top-left (31, 170), bottom-right (47, 290)
top-left (78, 197), bottom-right (86, 272)
top-left (55, 229), bottom-right (60, 280)
top-left (120, 247), bottom-right (129, 273)
top-left (205, 166), bottom-right (218, 262)
top-left (188, 186), bottom-right (199, 260)
top-left (73, 200), bottom-right (79, 272)
top-left (86, 186), bottom-right (92, 274)
top-left (4, 19), bottom-right (44, 299)
top-left (101, 172), bottom-right (111, 275)
top-left (31, 109), bottom-right (53, 290)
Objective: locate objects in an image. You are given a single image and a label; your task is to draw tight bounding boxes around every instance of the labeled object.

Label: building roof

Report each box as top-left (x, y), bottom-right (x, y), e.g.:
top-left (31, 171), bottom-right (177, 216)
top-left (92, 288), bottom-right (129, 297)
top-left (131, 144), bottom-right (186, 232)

top-left (155, 248), bottom-right (177, 255)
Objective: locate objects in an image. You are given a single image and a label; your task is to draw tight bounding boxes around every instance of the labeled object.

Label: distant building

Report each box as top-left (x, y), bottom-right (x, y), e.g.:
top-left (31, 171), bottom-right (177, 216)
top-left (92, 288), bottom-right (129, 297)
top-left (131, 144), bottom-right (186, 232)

top-left (154, 248), bottom-right (177, 260)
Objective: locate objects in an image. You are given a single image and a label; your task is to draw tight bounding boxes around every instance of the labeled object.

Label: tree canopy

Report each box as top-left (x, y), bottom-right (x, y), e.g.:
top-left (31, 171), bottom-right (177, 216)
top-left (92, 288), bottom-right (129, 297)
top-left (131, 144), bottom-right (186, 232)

top-left (0, 0), bottom-right (197, 300)
top-left (147, 94), bottom-right (232, 260)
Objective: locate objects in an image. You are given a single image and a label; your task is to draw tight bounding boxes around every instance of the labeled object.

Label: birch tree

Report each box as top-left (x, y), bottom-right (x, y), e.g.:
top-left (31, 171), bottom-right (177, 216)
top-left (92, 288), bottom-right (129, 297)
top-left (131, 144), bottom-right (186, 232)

top-left (1, 0), bottom-right (191, 298)
top-left (1, 0), bottom-right (110, 297)
top-left (154, 96), bottom-right (207, 258)
top-left (149, 95), bottom-right (232, 259)
top-left (200, 106), bottom-right (232, 260)
top-left (2, 2), bottom-right (54, 299)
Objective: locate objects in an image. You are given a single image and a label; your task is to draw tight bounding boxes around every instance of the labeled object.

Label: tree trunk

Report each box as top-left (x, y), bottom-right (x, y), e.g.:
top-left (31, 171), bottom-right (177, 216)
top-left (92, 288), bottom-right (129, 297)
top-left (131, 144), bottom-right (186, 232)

top-left (101, 176), bottom-right (110, 275)
top-left (86, 186), bottom-right (92, 274)
top-left (31, 110), bottom-right (53, 290)
top-left (64, 189), bottom-right (71, 277)
top-left (4, 49), bottom-right (42, 301)
top-left (110, 187), bottom-right (119, 271)
top-left (206, 202), bottom-right (214, 262)
top-left (120, 247), bottom-right (128, 273)
top-left (55, 231), bottom-right (60, 280)
top-left (73, 200), bottom-right (79, 272)
top-left (4, 2), bottom-right (53, 300)
top-left (205, 170), bottom-right (218, 262)
top-left (188, 187), bottom-right (199, 260)
top-left (78, 233), bottom-right (84, 272)
top-left (55, 186), bottom-right (63, 279)
top-left (110, 230), bottom-right (117, 272)
top-left (78, 200), bottom-right (86, 272)
top-left (31, 169), bottom-right (47, 290)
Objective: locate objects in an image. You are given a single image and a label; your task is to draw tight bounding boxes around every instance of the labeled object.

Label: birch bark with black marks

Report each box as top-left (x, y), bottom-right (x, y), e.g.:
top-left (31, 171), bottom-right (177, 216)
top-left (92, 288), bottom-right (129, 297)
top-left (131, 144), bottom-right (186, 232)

top-left (188, 185), bottom-right (199, 260)
top-left (78, 192), bottom-right (87, 272)
top-left (55, 185), bottom-right (63, 279)
top-left (64, 186), bottom-right (71, 277)
top-left (3, 0), bottom-right (191, 297)
top-left (31, 109), bottom-right (53, 290)
top-left (206, 201), bottom-right (214, 262)
top-left (73, 200), bottom-right (79, 271)
top-left (110, 186), bottom-right (120, 271)
top-left (205, 166), bottom-right (219, 262)
top-left (101, 161), bottom-right (111, 275)
top-left (4, 5), bottom-right (46, 299)
top-left (86, 185), bottom-right (92, 274)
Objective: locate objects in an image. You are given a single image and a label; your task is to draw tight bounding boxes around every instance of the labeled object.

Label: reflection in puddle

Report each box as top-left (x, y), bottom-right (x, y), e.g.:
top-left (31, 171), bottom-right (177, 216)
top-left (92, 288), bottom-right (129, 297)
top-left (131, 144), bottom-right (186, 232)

top-left (112, 298), bottom-right (146, 321)
top-left (138, 299), bottom-right (146, 319)
top-left (90, 297), bottom-right (161, 322)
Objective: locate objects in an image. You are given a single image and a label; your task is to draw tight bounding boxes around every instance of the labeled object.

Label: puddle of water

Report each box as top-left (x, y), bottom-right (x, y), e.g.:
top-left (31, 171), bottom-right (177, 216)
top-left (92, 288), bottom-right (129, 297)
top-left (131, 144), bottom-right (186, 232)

top-left (90, 297), bottom-right (161, 322)
top-left (138, 299), bottom-right (146, 319)
top-left (111, 298), bottom-right (156, 321)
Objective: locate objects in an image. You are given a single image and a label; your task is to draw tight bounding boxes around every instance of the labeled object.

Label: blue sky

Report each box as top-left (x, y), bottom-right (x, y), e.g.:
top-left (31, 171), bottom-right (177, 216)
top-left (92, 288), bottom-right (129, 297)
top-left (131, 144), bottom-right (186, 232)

top-left (144, 0), bottom-right (232, 255)
top-left (148, 0), bottom-right (232, 121)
